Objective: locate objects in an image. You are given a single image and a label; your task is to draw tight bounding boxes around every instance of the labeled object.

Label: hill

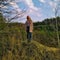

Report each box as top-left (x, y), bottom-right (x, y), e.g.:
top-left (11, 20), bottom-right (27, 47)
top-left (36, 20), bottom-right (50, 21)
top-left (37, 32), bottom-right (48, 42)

top-left (33, 17), bottom-right (60, 47)
top-left (0, 40), bottom-right (60, 60)
top-left (0, 13), bottom-right (60, 60)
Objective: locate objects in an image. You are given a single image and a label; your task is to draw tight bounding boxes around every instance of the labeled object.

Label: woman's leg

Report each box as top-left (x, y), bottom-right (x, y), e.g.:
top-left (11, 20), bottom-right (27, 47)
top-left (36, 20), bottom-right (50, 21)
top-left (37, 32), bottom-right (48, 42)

top-left (29, 32), bottom-right (32, 42)
top-left (27, 32), bottom-right (32, 42)
top-left (30, 32), bottom-right (32, 40)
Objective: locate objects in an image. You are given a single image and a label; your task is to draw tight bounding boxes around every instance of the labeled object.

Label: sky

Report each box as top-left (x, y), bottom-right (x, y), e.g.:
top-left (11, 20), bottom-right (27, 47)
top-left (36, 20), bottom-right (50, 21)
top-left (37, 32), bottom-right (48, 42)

top-left (0, 0), bottom-right (60, 23)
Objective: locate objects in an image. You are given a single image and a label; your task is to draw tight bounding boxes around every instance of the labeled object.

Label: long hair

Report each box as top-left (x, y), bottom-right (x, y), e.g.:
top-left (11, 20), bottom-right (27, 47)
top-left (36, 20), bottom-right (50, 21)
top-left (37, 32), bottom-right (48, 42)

top-left (27, 16), bottom-right (32, 24)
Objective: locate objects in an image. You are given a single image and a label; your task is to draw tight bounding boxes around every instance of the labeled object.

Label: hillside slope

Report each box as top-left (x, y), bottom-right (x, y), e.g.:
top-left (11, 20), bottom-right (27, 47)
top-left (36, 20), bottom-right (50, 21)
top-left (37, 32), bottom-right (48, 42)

top-left (0, 13), bottom-right (60, 60)
top-left (1, 40), bottom-right (60, 60)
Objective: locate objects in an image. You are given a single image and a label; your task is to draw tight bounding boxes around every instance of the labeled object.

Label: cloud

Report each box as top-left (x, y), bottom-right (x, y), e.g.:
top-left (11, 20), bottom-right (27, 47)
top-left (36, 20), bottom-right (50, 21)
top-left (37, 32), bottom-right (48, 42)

top-left (52, 0), bottom-right (60, 2)
top-left (10, 2), bottom-right (21, 12)
top-left (39, 0), bottom-right (45, 3)
top-left (24, 0), bottom-right (38, 11)
top-left (30, 8), bottom-right (42, 16)
top-left (1, 0), bottom-right (43, 22)
top-left (48, 0), bottom-right (60, 12)
top-left (13, 0), bottom-right (23, 2)
top-left (49, 1), bottom-right (57, 12)
top-left (23, 0), bottom-right (42, 18)
top-left (10, 0), bottom-right (41, 15)
top-left (49, 1), bottom-right (57, 8)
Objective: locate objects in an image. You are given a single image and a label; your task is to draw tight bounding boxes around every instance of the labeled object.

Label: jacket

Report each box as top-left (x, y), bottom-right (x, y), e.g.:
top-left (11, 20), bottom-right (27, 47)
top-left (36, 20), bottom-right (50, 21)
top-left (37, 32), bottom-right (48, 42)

top-left (25, 20), bottom-right (33, 32)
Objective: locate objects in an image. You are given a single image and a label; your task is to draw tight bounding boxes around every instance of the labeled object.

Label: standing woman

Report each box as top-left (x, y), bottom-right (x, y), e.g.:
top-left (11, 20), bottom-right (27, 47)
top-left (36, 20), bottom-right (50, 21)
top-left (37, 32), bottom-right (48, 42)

top-left (25, 16), bottom-right (33, 42)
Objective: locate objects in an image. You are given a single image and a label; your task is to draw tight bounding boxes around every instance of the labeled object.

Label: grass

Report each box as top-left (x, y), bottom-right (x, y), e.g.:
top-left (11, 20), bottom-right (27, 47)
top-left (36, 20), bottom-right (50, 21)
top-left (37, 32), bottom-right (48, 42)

top-left (0, 38), bottom-right (60, 60)
top-left (0, 13), bottom-right (60, 60)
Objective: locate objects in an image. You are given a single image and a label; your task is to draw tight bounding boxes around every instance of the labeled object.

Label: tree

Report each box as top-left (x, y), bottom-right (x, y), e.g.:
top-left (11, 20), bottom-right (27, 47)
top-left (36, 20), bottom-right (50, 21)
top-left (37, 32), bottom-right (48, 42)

top-left (0, 0), bottom-right (28, 23)
top-left (55, 0), bottom-right (60, 48)
top-left (50, 0), bottom-right (60, 47)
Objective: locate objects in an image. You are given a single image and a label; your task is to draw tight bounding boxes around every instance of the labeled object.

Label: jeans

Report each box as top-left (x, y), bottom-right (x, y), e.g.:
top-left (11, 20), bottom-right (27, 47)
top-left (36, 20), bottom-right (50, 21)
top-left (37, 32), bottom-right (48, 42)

top-left (27, 32), bottom-right (32, 41)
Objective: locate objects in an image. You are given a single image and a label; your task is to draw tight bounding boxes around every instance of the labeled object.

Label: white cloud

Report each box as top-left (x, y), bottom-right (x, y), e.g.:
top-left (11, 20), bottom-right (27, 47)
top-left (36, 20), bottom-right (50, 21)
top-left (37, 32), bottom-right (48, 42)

top-left (49, 0), bottom-right (60, 10)
top-left (1, 0), bottom-right (43, 22)
top-left (14, 0), bottom-right (22, 2)
top-left (10, 2), bottom-right (21, 12)
top-left (54, 0), bottom-right (60, 2)
top-left (39, 0), bottom-right (45, 3)
top-left (24, 0), bottom-right (38, 11)
top-left (27, 8), bottom-right (42, 20)
top-left (10, 0), bottom-right (39, 14)
top-left (49, 1), bottom-right (57, 12)
top-left (49, 1), bottom-right (57, 8)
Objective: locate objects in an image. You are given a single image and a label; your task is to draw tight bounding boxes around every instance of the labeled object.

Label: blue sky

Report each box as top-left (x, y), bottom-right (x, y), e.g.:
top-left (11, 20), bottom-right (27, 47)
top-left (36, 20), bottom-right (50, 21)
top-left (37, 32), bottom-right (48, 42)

top-left (1, 0), bottom-right (60, 23)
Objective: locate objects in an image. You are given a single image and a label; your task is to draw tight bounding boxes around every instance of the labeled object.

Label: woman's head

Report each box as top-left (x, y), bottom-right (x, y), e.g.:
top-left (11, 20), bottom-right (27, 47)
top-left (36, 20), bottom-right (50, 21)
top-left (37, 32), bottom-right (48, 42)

top-left (27, 16), bottom-right (31, 20)
top-left (26, 16), bottom-right (32, 24)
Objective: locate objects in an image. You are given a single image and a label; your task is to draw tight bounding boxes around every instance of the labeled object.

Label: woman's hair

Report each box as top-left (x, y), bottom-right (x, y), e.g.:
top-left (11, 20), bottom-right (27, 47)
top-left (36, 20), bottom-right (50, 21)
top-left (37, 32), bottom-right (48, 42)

top-left (27, 16), bottom-right (32, 24)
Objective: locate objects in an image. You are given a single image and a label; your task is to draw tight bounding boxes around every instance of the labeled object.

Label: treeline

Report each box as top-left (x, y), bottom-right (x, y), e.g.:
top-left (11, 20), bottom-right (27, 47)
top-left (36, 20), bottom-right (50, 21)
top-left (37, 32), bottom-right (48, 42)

top-left (34, 17), bottom-right (60, 31)
top-left (34, 17), bottom-right (60, 25)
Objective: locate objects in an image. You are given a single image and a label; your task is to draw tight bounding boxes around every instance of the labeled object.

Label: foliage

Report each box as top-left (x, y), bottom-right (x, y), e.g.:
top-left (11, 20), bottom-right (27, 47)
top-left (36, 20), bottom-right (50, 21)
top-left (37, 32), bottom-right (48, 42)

top-left (0, 13), bottom-right (60, 60)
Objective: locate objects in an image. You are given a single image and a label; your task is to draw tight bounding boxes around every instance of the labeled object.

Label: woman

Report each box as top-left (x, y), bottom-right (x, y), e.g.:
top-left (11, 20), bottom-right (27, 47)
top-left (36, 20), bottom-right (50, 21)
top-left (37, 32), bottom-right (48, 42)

top-left (25, 16), bottom-right (33, 42)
